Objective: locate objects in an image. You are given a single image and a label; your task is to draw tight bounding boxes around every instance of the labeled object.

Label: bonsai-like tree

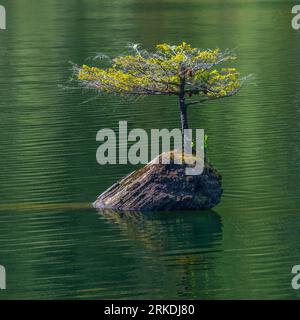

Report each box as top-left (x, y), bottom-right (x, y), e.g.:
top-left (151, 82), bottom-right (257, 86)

top-left (74, 42), bottom-right (245, 134)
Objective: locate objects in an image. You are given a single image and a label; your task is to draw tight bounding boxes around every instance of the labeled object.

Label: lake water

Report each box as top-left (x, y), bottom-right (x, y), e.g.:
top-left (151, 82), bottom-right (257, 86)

top-left (0, 0), bottom-right (300, 299)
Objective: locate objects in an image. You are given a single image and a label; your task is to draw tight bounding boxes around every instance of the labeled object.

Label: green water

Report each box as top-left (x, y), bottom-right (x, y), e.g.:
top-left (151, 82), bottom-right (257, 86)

top-left (0, 0), bottom-right (300, 299)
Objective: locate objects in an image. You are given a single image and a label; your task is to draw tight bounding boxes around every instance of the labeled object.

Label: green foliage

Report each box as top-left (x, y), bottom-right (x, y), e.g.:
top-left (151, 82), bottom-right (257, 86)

top-left (192, 134), bottom-right (209, 152)
top-left (74, 42), bottom-right (246, 103)
top-left (204, 134), bottom-right (208, 149)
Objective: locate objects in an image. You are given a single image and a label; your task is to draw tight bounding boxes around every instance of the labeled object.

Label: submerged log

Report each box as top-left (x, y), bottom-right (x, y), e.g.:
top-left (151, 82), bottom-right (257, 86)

top-left (93, 151), bottom-right (223, 212)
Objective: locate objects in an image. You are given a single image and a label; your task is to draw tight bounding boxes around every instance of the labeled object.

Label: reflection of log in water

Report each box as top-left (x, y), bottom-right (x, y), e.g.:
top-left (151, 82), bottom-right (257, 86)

top-left (97, 209), bottom-right (222, 252)
top-left (97, 209), bottom-right (164, 251)
top-left (96, 209), bottom-right (223, 297)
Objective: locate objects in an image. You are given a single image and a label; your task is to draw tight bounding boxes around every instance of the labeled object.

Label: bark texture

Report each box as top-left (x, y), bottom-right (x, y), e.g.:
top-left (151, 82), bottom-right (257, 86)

top-left (93, 151), bottom-right (223, 212)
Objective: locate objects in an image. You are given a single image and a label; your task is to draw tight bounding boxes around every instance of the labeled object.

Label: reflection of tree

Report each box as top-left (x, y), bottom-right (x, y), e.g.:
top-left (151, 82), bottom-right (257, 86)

top-left (97, 209), bottom-right (223, 298)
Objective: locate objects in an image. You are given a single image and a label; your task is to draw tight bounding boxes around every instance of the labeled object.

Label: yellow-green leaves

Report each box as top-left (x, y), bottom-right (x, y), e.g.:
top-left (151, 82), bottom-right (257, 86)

top-left (205, 68), bottom-right (241, 98)
top-left (75, 42), bottom-right (243, 100)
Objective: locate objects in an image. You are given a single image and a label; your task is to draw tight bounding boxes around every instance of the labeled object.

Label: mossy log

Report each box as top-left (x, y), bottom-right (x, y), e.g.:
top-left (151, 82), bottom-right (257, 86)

top-left (93, 151), bottom-right (223, 212)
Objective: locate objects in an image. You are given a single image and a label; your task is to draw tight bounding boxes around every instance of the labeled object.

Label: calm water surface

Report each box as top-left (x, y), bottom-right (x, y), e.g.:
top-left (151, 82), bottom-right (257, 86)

top-left (0, 0), bottom-right (300, 299)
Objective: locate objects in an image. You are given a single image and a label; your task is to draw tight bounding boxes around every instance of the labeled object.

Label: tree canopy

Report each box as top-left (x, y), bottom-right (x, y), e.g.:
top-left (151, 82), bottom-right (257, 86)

top-left (73, 42), bottom-right (246, 106)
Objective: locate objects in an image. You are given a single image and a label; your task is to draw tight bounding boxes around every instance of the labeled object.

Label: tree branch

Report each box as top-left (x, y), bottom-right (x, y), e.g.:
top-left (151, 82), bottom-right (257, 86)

top-left (186, 90), bottom-right (240, 107)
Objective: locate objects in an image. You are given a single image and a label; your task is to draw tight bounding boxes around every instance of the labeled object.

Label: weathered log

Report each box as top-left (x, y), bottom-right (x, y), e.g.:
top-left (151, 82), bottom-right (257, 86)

top-left (93, 151), bottom-right (223, 211)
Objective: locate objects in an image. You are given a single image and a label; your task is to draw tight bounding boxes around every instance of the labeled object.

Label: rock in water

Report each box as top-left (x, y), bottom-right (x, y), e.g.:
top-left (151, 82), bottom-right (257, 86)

top-left (93, 151), bottom-right (223, 211)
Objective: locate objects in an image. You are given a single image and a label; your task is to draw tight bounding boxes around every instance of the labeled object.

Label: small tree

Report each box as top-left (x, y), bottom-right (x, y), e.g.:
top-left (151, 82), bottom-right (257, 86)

top-left (74, 42), bottom-right (245, 136)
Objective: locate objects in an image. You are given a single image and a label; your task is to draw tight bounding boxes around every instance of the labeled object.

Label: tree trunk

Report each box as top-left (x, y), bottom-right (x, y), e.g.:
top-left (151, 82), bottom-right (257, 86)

top-left (179, 98), bottom-right (189, 131)
top-left (179, 75), bottom-right (189, 150)
top-left (179, 97), bottom-right (189, 151)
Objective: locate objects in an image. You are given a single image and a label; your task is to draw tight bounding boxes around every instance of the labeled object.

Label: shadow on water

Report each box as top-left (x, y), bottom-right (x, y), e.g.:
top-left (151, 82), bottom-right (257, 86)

top-left (93, 209), bottom-right (223, 299)
top-left (96, 209), bottom-right (223, 253)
